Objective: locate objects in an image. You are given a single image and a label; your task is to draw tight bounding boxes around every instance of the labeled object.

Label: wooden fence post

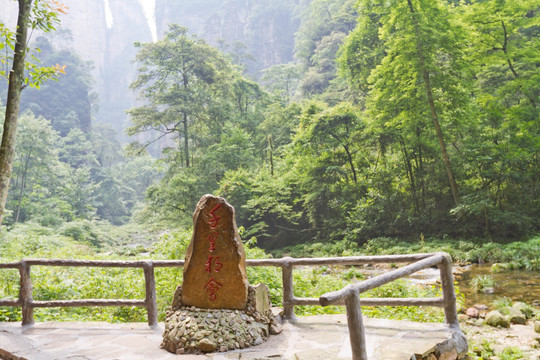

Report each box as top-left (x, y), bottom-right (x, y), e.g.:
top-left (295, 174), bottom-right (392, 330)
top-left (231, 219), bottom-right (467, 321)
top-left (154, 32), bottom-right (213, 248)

top-left (344, 289), bottom-right (368, 360)
top-left (19, 261), bottom-right (34, 325)
top-left (281, 258), bottom-right (296, 321)
top-left (438, 253), bottom-right (458, 326)
top-left (143, 261), bottom-right (158, 327)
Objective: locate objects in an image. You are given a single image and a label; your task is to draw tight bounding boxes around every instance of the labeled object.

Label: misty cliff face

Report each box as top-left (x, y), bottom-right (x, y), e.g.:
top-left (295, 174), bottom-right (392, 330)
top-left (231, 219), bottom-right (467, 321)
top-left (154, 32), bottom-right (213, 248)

top-left (156, 0), bottom-right (299, 73)
top-left (1, 0), bottom-right (300, 130)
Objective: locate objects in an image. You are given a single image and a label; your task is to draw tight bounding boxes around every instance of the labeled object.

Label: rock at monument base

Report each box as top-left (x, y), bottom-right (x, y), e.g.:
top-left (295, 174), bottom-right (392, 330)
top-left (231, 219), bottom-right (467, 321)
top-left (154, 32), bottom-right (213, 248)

top-left (198, 338), bottom-right (217, 352)
top-left (182, 194), bottom-right (248, 310)
top-left (162, 284), bottom-right (278, 355)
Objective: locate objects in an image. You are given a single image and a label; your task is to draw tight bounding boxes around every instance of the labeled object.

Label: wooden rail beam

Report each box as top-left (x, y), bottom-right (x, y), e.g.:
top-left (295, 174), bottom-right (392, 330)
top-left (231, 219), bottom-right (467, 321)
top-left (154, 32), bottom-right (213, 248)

top-left (320, 253), bottom-right (443, 306)
top-left (32, 299), bottom-right (146, 307)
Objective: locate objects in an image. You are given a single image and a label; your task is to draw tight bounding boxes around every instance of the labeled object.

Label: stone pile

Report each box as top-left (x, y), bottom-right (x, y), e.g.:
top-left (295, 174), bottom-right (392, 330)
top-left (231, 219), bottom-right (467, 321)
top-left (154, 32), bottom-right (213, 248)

top-left (161, 284), bottom-right (281, 355)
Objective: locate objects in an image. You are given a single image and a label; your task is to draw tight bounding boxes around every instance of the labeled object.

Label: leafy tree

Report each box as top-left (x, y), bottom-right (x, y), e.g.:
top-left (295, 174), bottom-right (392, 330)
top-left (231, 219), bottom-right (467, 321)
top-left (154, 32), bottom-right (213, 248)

top-left (260, 63), bottom-right (302, 103)
top-left (9, 111), bottom-right (60, 223)
top-left (127, 25), bottom-right (235, 167)
top-left (20, 36), bottom-right (96, 136)
top-left (128, 24), bottom-right (274, 226)
top-left (450, 0), bottom-right (540, 236)
top-left (337, 0), bottom-right (385, 104)
top-left (342, 0), bottom-right (469, 207)
top-left (295, 0), bottom-right (357, 98)
top-left (218, 165), bottom-right (311, 249)
top-left (0, 0), bottom-right (66, 225)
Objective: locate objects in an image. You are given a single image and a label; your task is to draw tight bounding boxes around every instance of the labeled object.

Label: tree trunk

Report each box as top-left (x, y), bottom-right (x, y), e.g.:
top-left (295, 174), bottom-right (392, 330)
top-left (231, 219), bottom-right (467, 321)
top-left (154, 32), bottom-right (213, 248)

top-left (0, 0), bottom-right (32, 225)
top-left (343, 144), bottom-right (358, 185)
top-left (400, 140), bottom-right (418, 212)
top-left (15, 153), bottom-right (31, 223)
top-left (407, 0), bottom-right (459, 205)
top-left (183, 112), bottom-right (189, 167)
top-left (267, 135), bottom-right (274, 177)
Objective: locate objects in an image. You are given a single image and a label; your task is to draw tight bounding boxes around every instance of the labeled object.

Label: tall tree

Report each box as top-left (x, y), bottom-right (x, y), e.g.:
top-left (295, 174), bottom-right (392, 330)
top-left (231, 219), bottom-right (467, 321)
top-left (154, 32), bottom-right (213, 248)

top-left (341, 0), bottom-right (468, 206)
top-left (127, 25), bottom-right (234, 167)
top-left (405, 0), bottom-right (460, 204)
top-left (0, 0), bottom-right (65, 225)
top-left (9, 111), bottom-right (59, 223)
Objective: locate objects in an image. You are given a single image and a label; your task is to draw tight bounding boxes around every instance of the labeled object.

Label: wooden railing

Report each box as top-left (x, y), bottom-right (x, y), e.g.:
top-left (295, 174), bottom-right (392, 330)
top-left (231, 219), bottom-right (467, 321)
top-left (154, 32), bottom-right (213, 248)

top-left (319, 252), bottom-right (458, 360)
top-left (0, 253), bottom-right (459, 360)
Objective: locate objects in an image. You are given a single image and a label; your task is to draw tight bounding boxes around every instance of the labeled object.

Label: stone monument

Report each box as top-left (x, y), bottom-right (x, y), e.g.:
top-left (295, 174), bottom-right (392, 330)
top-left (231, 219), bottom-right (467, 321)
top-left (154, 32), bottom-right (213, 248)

top-left (161, 194), bottom-right (281, 355)
top-left (181, 194), bottom-right (248, 309)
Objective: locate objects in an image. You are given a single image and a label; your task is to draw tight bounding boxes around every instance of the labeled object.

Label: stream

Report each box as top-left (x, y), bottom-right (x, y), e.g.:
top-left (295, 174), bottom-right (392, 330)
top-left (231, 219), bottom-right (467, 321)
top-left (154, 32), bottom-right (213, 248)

top-left (357, 264), bottom-right (539, 308)
top-left (456, 264), bottom-right (540, 307)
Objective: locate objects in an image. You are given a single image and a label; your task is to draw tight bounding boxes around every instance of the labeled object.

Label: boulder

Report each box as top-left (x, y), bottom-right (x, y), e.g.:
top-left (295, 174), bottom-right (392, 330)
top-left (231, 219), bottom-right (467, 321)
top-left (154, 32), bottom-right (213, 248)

top-left (513, 302), bottom-right (535, 319)
top-left (508, 308), bottom-right (526, 325)
top-left (535, 321), bottom-right (540, 334)
top-left (466, 307), bottom-right (480, 318)
top-left (473, 304), bottom-right (489, 311)
top-left (485, 310), bottom-right (510, 328)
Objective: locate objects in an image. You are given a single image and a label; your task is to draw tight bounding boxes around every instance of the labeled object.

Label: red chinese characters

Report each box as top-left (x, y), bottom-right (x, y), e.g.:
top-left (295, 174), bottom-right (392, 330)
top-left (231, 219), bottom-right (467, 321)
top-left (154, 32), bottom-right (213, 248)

top-left (204, 203), bottom-right (223, 301)
top-left (203, 277), bottom-right (223, 301)
top-left (205, 255), bottom-right (223, 273)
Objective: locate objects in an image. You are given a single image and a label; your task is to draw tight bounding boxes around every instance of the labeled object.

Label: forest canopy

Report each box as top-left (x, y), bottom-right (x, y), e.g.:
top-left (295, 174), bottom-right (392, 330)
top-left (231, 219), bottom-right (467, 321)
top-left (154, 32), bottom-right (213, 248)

top-left (1, 0), bottom-right (538, 250)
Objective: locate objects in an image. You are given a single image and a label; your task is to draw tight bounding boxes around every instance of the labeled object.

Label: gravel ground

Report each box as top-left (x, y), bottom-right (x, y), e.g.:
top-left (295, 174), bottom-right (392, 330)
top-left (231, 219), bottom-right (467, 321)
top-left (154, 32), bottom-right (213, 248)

top-left (461, 319), bottom-right (540, 359)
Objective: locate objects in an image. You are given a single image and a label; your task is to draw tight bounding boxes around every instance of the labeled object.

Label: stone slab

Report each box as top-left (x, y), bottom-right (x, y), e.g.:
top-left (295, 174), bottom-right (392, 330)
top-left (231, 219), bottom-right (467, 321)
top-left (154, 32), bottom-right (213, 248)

top-left (182, 195), bottom-right (248, 310)
top-left (0, 315), bottom-right (466, 360)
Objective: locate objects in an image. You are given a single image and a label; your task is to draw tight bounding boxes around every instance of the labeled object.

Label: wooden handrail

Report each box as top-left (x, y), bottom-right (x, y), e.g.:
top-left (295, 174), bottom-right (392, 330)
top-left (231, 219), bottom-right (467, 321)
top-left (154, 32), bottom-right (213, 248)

top-left (0, 252), bottom-right (460, 360)
top-left (318, 252), bottom-right (459, 360)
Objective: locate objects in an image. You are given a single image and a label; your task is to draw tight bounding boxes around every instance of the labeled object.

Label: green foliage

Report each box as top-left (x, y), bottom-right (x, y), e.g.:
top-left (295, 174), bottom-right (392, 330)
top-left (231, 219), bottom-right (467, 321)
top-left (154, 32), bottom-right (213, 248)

top-left (19, 36), bottom-right (95, 135)
top-left (295, 0), bottom-right (357, 99)
top-left (0, 2), bottom-right (65, 89)
top-left (469, 340), bottom-right (496, 359)
top-left (360, 236), bottom-right (540, 270)
top-left (469, 341), bottom-right (527, 360)
top-left (260, 63), bottom-right (301, 103)
top-left (470, 275), bottom-right (495, 293)
top-left (493, 297), bottom-right (514, 314)
top-left (499, 347), bottom-right (524, 360)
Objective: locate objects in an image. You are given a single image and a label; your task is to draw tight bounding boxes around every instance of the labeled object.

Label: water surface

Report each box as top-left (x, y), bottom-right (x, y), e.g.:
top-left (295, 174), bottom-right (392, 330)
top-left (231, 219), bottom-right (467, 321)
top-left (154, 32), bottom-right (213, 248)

top-left (456, 265), bottom-right (539, 307)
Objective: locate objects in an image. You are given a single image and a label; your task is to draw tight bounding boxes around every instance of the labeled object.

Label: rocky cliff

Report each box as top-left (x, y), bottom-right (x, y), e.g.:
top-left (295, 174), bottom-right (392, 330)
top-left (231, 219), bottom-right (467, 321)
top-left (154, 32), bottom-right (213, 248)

top-left (1, 0), bottom-right (300, 131)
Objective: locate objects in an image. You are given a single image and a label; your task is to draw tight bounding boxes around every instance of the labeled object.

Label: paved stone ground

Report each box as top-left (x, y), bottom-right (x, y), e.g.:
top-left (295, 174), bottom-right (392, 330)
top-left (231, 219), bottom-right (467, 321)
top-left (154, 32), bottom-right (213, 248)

top-left (0, 315), bottom-right (466, 360)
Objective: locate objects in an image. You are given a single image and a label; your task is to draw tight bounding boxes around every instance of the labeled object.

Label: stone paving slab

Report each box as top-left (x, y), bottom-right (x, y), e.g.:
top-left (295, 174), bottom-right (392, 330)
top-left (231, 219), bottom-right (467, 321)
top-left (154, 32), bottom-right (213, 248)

top-left (0, 315), bottom-right (466, 360)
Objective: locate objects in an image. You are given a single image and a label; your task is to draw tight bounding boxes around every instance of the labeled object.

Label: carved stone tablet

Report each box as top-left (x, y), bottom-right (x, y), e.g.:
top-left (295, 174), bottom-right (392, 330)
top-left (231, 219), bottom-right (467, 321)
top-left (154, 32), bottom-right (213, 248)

top-left (181, 194), bottom-right (248, 309)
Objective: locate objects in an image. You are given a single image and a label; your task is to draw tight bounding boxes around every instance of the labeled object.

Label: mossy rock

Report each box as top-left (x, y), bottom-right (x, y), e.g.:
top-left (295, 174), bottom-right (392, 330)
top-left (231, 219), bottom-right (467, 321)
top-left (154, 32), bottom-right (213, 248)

top-left (508, 308), bottom-right (526, 325)
top-left (513, 302), bottom-right (535, 319)
top-left (485, 310), bottom-right (510, 328)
